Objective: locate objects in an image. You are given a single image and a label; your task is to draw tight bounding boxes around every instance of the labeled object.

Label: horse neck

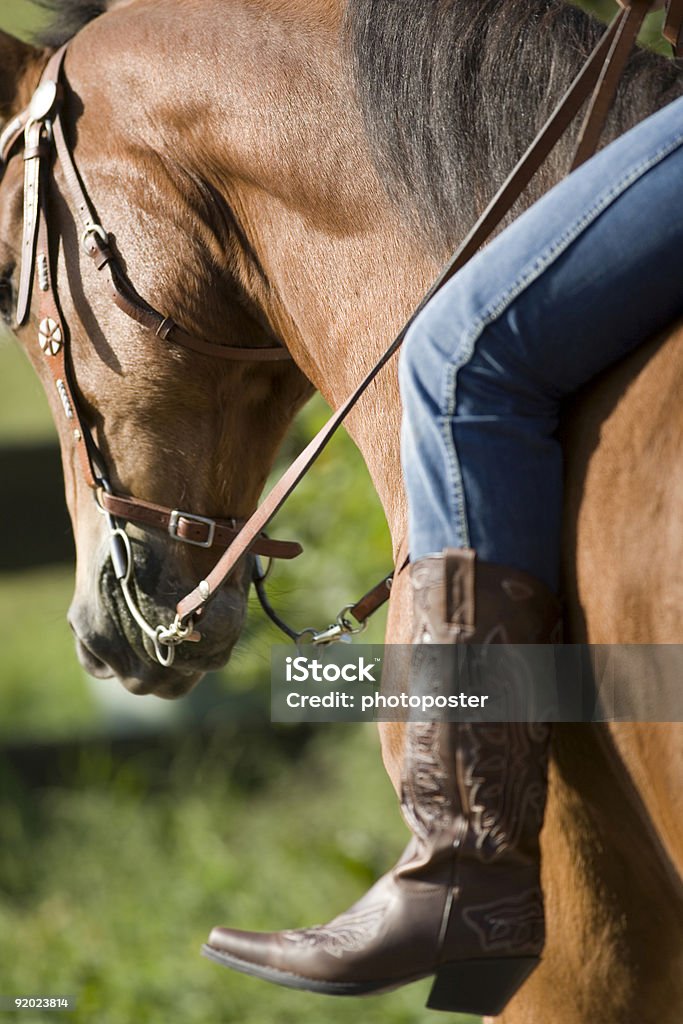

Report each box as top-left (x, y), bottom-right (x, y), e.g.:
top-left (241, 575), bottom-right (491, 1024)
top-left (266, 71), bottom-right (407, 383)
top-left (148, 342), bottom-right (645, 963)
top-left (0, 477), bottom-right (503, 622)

top-left (180, 0), bottom-right (680, 546)
top-left (119, 0), bottom-right (440, 549)
top-left (69, 0), bottom-right (683, 554)
top-left (63, 0), bottom-right (432, 551)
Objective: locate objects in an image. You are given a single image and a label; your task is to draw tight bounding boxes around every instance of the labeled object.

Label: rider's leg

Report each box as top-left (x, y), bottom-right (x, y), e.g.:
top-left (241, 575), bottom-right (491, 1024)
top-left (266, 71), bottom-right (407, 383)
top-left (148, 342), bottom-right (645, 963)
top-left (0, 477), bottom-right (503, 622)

top-left (401, 91), bottom-right (683, 592)
top-left (203, 95), bottom-right (683, 1015)
top-left (392, 90), bottom-right (683, 1011)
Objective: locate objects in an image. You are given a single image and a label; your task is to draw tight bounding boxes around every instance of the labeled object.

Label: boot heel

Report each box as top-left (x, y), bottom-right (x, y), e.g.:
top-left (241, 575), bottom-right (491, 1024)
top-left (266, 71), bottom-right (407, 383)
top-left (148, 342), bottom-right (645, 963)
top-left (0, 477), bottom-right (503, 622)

top-left (426, 956), bottom-right (539, 1015)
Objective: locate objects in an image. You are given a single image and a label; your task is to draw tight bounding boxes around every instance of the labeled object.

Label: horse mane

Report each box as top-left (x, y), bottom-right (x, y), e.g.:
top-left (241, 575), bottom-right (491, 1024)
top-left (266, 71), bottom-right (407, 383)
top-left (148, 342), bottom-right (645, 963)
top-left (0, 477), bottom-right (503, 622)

top-left (343, 0), bottom-right (683, 256)
top-left (32, 0), bottom-right (110, 47)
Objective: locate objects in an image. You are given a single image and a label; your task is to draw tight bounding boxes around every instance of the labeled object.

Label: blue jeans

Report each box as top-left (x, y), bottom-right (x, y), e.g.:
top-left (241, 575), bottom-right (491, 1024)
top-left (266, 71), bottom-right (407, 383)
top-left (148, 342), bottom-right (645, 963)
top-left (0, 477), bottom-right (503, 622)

top-left (400, 94), bottom-right (683, 594)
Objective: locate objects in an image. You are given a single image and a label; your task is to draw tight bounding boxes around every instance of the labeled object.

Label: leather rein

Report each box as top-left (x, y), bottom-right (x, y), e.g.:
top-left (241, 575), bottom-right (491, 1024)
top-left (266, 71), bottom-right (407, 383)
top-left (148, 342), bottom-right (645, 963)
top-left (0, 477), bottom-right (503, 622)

top-left (2, 0), bottom-right (680, 665)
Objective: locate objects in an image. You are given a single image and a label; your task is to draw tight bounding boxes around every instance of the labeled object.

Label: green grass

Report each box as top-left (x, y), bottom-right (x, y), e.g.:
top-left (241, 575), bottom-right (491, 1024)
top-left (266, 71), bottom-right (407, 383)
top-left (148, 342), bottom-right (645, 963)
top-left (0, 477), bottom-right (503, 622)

top-left (0, 565), bottom-right (96, 741)
top-left (0, 725), bottom-right (480, 1024)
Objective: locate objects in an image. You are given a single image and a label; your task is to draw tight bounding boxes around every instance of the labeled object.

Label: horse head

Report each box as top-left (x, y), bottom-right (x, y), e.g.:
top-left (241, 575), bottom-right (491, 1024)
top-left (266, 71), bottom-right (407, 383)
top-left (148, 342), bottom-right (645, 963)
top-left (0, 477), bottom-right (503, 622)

top-left (0, 26), bottom-right (312, 698)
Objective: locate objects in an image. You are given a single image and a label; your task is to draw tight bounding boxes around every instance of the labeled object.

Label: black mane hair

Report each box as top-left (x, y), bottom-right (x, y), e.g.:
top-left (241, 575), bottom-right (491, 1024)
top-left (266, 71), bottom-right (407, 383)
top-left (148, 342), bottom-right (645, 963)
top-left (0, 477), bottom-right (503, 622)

top-left (343, 0), bottom-right (683, 256)
top-left (32, 0), bottom-right (109, 48)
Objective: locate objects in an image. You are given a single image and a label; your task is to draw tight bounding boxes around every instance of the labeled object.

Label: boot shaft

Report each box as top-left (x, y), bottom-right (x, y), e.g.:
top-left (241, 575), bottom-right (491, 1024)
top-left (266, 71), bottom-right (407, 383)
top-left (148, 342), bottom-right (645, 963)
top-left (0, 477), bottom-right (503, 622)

top-left (411, 548), bottom-right (562, 644)
top-left (401, 549), bottom-right (561, 865)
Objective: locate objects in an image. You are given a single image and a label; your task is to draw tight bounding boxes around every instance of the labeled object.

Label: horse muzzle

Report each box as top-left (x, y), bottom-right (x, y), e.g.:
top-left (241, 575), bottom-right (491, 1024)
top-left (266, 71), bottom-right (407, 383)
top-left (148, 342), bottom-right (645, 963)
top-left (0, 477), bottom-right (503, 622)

top-left (68, 534), bottom-right (248, 697)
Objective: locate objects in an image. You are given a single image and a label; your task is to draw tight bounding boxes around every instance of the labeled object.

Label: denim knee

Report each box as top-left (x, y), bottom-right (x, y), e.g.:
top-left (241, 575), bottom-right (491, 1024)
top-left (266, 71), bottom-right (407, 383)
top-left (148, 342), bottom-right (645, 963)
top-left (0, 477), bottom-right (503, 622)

top-left (453, 314), bottom-right (561, 424)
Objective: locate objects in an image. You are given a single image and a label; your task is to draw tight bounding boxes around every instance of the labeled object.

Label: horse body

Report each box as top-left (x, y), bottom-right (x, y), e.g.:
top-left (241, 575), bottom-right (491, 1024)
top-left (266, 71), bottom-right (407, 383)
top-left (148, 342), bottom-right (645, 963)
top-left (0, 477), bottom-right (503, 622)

top-left (1, 0), bottom-right (682, 1019)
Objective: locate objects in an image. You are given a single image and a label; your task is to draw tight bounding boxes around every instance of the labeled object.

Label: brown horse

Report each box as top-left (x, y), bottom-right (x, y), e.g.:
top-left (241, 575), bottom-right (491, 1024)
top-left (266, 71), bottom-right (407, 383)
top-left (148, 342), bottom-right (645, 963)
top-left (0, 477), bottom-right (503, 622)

top-left (1, 0), bottom-right (682, 1020)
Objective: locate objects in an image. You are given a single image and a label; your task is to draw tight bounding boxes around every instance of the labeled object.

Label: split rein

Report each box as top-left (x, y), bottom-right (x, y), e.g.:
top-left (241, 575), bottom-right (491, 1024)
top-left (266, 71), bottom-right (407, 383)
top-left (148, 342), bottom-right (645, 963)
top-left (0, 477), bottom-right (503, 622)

top-left (2, 0), bottom-right (680, 666)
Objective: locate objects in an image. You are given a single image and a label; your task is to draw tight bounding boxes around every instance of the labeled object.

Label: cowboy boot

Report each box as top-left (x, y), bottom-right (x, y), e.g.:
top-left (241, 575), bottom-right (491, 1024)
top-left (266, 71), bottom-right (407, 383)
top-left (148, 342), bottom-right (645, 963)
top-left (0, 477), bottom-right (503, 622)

top-left (202, 548), bottom-right (562, 1017)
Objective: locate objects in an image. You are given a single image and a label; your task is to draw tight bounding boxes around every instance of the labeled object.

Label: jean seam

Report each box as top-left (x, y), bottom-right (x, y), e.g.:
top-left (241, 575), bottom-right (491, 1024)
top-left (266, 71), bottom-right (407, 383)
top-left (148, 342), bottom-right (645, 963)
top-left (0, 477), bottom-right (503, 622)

top-left (439, 410), bottom-right (469, 549)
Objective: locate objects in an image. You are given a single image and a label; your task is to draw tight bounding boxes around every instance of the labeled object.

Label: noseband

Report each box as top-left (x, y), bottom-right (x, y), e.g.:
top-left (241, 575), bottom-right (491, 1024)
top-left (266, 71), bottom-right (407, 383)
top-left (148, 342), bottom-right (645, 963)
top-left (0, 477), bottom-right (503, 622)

top-left (1, 45), bottom-right (301, 666)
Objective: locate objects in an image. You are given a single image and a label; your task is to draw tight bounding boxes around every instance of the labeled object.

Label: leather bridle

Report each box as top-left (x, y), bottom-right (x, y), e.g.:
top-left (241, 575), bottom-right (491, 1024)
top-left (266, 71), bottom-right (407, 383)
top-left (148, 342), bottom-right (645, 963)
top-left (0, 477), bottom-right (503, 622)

top-left (1, 45), bottom-right (302, 665)
top-left (1, 0), bottom-right (680, 667)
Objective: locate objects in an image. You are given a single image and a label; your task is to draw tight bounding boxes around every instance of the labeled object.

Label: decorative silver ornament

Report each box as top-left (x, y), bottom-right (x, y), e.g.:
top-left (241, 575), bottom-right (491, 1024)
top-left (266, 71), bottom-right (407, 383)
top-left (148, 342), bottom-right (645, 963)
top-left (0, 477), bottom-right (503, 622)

top-left (55, 379), bottom-right (74, 420)
top-left (38, 317), bottom-right (62, 356)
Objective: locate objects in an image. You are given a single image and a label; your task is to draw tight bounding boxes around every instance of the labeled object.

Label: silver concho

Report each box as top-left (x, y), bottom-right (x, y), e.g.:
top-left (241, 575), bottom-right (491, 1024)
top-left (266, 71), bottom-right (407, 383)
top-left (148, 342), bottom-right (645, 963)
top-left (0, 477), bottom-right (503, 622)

top-left (38, 317), bottom-right (63, 356)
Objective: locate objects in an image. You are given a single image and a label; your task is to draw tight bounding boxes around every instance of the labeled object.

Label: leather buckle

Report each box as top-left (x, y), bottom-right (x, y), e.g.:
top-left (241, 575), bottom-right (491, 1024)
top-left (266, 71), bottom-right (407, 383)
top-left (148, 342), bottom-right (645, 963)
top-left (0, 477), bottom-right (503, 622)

top-left (168, 510), bottom-right (216, 548)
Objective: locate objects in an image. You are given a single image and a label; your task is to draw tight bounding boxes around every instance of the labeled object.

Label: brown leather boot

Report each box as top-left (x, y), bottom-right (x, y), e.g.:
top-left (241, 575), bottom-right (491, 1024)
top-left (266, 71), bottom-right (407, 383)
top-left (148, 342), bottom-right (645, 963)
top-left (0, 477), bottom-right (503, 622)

top-left (203, 548), bottom-right (562, 1016)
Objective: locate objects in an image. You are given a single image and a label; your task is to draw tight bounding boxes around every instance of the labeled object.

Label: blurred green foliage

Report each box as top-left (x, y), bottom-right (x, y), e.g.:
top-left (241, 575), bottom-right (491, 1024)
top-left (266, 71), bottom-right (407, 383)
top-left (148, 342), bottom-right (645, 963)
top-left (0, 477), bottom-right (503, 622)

top-left (575, 0), bottom-right (669, 50)
top-left (0, 725), bottom-right (483, 1024)
top-left (0, 2), bottom-right (674, 1021)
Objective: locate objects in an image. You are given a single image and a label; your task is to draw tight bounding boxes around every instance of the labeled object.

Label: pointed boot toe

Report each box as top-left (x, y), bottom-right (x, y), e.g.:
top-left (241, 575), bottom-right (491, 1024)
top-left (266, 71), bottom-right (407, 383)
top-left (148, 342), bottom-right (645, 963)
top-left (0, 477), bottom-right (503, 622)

top-left (202, 915), bottom-right (407, 996)
top-left (203, 927), bottom-right (286, 980)
top-left (205, 925), bottom-right (266, 961)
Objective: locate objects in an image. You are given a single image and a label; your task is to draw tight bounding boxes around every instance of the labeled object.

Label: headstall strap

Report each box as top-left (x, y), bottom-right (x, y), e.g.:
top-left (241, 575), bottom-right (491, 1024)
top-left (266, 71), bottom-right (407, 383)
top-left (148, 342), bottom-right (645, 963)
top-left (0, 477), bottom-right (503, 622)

top-left (7, 45), bottom-right (301, 661)
top-left (10, 46), bottom-right (295, 490)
